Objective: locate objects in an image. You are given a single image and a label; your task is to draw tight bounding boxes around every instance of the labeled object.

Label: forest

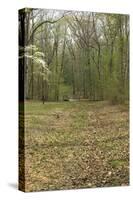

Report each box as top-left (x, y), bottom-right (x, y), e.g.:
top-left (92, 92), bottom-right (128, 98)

top-left (19, 8), bottom-right (129, 192)
top-left (19, 8), bottom-right (129, 104)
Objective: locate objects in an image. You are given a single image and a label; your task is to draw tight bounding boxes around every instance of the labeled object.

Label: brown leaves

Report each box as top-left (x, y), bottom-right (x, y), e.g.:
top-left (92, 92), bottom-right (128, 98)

top-left (23, 101), bottom-right (129, 191)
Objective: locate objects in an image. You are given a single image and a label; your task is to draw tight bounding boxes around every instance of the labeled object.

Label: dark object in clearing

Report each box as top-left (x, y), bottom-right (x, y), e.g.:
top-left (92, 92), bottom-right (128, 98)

top-left (42, 95), bottom-right (46, 104)
top-left (63, 95), bottom-right (69, 101)
top-left (56, 114), bottom-right (60, 119)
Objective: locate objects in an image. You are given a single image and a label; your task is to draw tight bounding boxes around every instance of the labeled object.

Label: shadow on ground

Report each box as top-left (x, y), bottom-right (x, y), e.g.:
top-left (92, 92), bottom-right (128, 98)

top-left (8, 183), bottom-right (18, 190)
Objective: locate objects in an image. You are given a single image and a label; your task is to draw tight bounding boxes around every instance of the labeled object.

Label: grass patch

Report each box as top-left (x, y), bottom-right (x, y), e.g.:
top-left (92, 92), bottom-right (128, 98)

top-left (109, 159), bottom-right (128, 168)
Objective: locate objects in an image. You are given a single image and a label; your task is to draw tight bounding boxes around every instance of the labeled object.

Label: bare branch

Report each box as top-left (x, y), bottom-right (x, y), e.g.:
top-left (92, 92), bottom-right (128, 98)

top-left (28, 14), bottom-right (65, 44)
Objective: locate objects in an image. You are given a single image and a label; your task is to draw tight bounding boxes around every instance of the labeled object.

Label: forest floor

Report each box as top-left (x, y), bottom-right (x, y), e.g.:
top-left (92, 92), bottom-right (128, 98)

top-left (24, 101), bottom-right (129, 192)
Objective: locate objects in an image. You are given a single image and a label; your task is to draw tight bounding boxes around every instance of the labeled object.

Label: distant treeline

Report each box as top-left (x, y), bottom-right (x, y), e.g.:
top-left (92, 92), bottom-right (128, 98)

top-left (19, 9), bottom-right (129, 104)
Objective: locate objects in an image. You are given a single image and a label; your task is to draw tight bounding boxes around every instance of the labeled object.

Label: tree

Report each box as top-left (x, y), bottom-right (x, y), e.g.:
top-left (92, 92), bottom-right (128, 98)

top-left (19, 9), bottom-right (129, 104)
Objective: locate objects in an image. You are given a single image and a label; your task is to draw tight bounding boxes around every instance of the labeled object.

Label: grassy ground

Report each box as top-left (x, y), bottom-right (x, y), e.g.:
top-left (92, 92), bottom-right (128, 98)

top-left (23, 101), bottom-right (129, 192)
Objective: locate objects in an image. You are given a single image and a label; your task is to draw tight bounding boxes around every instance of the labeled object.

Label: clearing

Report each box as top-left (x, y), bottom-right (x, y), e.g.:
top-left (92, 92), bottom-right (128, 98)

top-left (23, 101), bottom-right (129, 192)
